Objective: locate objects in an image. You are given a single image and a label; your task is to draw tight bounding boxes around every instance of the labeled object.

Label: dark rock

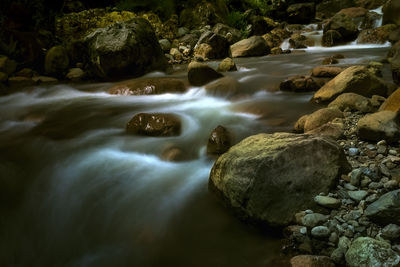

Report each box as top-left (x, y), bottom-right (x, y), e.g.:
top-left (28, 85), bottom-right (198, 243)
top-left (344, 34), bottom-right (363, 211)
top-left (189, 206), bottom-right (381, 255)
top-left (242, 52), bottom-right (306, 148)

top-left (8, 76), bottom-right (35, 88)
top-left (365, 189), bottom-right (400, 225)
top-left (316, 0), bottom-right (356, 20)
top-left (44, 46), bottom-right (70, 77)
top-left (209, 132), bottom-right (350, 227)
top-left (322, 30), bottom-right (343, 47)
top-left (383, 0), bottom-right (400, 26)
top-left (248, 15), bottom-right (276, 36)
top-left (389, 27), bottom-right (400, 44)
top-left (392, 44), bottom-right (400, 85)
top-left (195, 32), bottom-right (230, 59)
top-left (207, 125), bottom-right (232, 154)
top-left (179, 33), bottom-right (199, 49)
top-left (357, 111), bottom-right (400, 143)
top-left (286, 3), bottom-right (316, 24)
top-left (179, 0), bottom-right (228, 29)
top-left (66, 68), bottom-right (85, 81)
top-left (188, 61), bottom-right (223, 86)
top-left (280, 75), bottom-right (319, 92)
top-left (322, 56), bottom-right (339, 65)
top-left (324, 13), bottom-right (359, 42)
top-left (0, 56), bottom-right (17, 75)
top-left (126, 113), bottom-right (181, 137)
top-left (289, 33), bottom-right (315, 49)
top-left (84, 18), bottom-right (167, 79)
top-left (109, 78), bottom-right (186, 96)
top-left (230, 36), bottom-right (270, 58)
top-left (382, 224), bottom-right (400, 240)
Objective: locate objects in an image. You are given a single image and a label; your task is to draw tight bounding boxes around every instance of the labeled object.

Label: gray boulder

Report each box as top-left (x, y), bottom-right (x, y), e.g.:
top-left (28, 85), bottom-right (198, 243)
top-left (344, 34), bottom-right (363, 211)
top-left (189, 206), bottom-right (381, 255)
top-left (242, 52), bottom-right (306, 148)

top-left (84, 18), bottom-right (167, 79)
top-left (209, 133), bottom-right (350, 226)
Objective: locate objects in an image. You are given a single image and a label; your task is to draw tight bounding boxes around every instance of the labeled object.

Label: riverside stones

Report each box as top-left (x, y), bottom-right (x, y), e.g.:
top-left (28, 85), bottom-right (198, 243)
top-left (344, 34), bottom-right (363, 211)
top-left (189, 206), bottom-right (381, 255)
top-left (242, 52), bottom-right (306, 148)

top-left (126, 113), bottom-right (181, 137)
top-left (302, 213), bottom-right (330, 228)
top-left (109, 78), bottom-right (186, 95)
top-left (365, 189), bottom-right (400, 225)
top-left (294, 107), bottom-right (344, 133)
top-left (314, 195), bottom-right (341, 209)
top-left (345, 237), bottom-right (400, 267)
top-left (209, 133), bottom-right (350, 226)
top-left (328, 93), bottom-right (374, 113)
top-left (311, 66), bottom-right (343, 78)
top-left (357, 111), bottom-right (400, 143)
top-left (312, 66), bottom-right (388, 103)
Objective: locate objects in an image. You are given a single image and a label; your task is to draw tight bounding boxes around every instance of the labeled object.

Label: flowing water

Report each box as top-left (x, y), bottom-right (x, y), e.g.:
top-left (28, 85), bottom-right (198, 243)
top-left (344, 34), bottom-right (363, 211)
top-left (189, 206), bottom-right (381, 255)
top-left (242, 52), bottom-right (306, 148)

top-left (0, 45), bottom-right (391, 267)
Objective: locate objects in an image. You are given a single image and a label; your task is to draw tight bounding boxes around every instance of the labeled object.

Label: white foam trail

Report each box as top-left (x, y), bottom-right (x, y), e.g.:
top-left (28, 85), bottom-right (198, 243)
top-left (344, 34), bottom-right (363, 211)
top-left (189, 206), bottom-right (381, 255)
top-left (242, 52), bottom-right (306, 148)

top-left (301, 42), bottom-right (391, 52)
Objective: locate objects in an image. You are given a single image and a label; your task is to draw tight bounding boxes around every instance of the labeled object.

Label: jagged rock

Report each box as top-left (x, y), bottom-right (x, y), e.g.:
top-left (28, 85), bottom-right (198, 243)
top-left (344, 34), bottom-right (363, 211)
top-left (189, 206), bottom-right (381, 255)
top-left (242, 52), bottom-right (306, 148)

top-left (357, 111), bottom-right (400, 143)
top-left (380, 88), bottom-right (400, 112)
top-left (109, 78), bottom-right (186, 96)
top-left (230, 36), bottom-right (270, 58)
top-left (217, 57), bottom-right (237, 72)
top-left (207, 125), bottom-right (232, 154)
top-left (84, 18), bottom-right (167, 79)
top-left (328, 93), bottom-right (374, 113)
top-left (312, 66), bottom-right (388, 103)
top-left (345, 237), bottom-right (400, 267)
top-left (209, 132), bottom-right (350, 226)
top-left (188, 61), bottom-right (223, 86)
top-left (126, 113), bottom-right (181, 137)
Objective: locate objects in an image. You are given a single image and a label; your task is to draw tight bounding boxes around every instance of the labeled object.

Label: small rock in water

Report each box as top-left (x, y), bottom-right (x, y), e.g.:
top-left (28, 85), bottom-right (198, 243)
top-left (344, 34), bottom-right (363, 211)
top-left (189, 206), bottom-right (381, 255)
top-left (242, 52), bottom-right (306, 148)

top-left (311, 226), bottom-right (330, 238)
top-left (348, 147), bottom-right (359, 156)
top-left (314, 195), bottom-right (341, 209)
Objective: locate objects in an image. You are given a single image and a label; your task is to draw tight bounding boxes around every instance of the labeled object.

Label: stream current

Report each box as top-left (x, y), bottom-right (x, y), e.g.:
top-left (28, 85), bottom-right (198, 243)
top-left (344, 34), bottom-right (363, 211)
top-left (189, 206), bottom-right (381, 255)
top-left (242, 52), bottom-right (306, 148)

top-left (0, 45), bottom-right (391, 267)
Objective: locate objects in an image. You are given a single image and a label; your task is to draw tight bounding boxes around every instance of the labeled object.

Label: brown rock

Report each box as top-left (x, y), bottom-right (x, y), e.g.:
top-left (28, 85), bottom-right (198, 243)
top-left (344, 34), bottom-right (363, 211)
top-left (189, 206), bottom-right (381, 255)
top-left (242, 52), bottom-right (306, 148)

top-left (322, 56), bottom-right (339, 65)
top-left (338, 7), bottom-right (368, 18)
top-left (290, 255), bottom-right (335, 267)
top-left (357, 111), bottom-right (400, 143)
top-left (308, 121), bottom-right (345, 140)
top-left (217, 57), bottom-right (237, 72)
top-left (230, 36), bottom-right (270, 58)
top-left (303, 107), bottom-right (344, 132)
top-left (205, 77), bottom-right (240, 97)
top-left (188, 61), bottom-right (223, 86)
top-left (207, 125), bottom-right (232, 154)
top-left (380, 88), bottom-right (400, 112)
top-left (328, 92), bottom-right (374, 112)
top-left (109, 78), bottom-right (186, 95)
top-left (280, 75), bottom-right (319, 92)
top-left (126, 113), bottom-right (181, 137)
top-left (358, 24), bottom-right (398, 44)
top-left (322, 30), bottom-right (343, 47)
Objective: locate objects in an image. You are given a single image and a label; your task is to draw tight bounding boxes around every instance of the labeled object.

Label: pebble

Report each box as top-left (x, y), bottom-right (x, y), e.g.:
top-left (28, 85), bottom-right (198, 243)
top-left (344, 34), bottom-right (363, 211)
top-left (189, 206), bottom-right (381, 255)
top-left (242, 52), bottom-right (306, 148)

top-left (347, 190), bottom-right (368, 202)
top-left (381, 224), bottom-right (400, 240)
top-left (300, 227), bottom-right (307, 234)
top-left (314, 195), bottom-right (341, 209)
top-left (369, 182), bottom-right (382, 189)
top-left (377, 140), bottom-right (387, 146)
top-left (377, 145), bottom-right (387, 154)
top-left (379, 163), bottom-right (391, 177)
top-left (389, 149), bottom-right (398, 156)
top-left (350, 168), bottom-right (362, 186)
top-left (348, 148), bottom-right (359, 156)
top-left (302, 213), bottom-right (329, 228)
top-left (311, 226), bottom-right (330, 238)
top-left (366, 144), bottom-right (376, 150)
top-left (344, 183), bottom-right (357, 191)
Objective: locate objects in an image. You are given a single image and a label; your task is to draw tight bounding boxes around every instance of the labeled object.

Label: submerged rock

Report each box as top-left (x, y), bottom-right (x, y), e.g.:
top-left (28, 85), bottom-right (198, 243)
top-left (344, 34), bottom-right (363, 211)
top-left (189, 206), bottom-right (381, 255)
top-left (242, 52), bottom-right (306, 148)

top-left (109, 78), bottom-right (186, 96)
top-left (84, 18), bottom-right (167, 79)
top-left (230, 36), bottom-right (270, 58)
top-left (207, 125), bottom-right (232, 155)
top-left (188, 61), bottom-right (223, 86)
top-left (209, 133), bottom-right (350, 226)
top-left (312, 66), bottom-right (387, 103)
top-left (205, 76), bottom-right (240, 97)
top-left (345, 237), bottom-right (400, 267)
top-left (126, 113), bottom-right (181, 137)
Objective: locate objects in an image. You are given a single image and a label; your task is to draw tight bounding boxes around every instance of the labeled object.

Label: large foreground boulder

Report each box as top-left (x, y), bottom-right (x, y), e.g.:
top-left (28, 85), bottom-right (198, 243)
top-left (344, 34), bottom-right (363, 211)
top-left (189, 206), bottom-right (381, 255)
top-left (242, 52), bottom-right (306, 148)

top-left (84, 18), bottom-right (167, 79)
top-left (230, 36), bottom-right (270, 58)
top-left (126, 113), bottom-right (181, 136)
top-left (357, 111), bottom-right (400, 143)
top-left (345, 237), bottom-right (400, 267)
top-left (109, 78), bottom-right (186, 95)
top-left (312, 66), bottom-right (387, 103)
top-left (209, 133), bottom-right (350, 227)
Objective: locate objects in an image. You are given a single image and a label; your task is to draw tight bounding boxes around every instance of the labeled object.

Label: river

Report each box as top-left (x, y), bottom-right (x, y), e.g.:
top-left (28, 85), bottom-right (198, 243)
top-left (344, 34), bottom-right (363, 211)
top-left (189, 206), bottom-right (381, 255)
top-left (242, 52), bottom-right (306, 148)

top-left (0, 44), bottom-right (390, 266)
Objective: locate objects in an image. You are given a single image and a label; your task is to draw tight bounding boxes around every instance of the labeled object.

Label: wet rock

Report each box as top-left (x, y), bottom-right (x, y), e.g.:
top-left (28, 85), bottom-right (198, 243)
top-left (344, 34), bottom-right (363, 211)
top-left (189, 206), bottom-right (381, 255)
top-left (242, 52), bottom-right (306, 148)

top-left (248, 15), bottom-right (277, 36)
top-left (161, 145), bottom-right (185, 162)
top-left (324, 13), bottom-right (358, 42)
top-left (209, 133), bottom-right (350, 227)
top-left (286, 3), bottom-right (316, 24)
top-left (328, 93), bottom-right (374, 113)
top-left (296, 107), bottom-right (344, 133)
top-left (0, 56), bottom-right (17, 75)
top-left (126, 113), bottom-right (181, 137)
top-left (312, 66), bottom-right (388, 103)
top-left (280, 75), bottom-right (319, 92)
top-left (207, 125), bottom-right (232, 155)
top-left (382, 224), bottom-right (400, 240)
top-left (357, 24), bottom-right (398, 44)
top-left (289, 33), bottom-right (315, 49)
top-left (290, 255), bottom-right (335, 267)
top-left (312, 66), bottom-right (343, 78)
top-left (383, 0), bottom-right (400, 26)
top-left (311, 226), bottom-right (331, 238)
top-left (109, 78), bottom-right (186, 96)
top-left (262, 28), bottom-right (292, 48)
top-left (345, 237), bottom-right (400, 267)
top-left (179, 33), bottom-right (200, 49)
top-left (212, 23), bottom-right (242, 44)
top-left (205, 77), bottom-right (240, 97)
top-left (66, 68), bottom-right (85, 81)
top-left (84, 18), bottom-right (167, 79)
top-left (217, 57), bottom-right (237, 72)
top-left (188, 61), bottom-right (223, 86)
top-left (322, 30), bottom-right (344, 47)
top-left (365, 189), bottom-right (400, 225)
top-left (357, 111), bottom-right (400, 143)
top-left (230, 36), bottom-right (270, 58)
top-left (380, 88), bottom-right (400, 112)
top-left (44, 46), bottom-right (69, 77)
top-left (302, 213), bottom-right (330, 228)
top-left (315, 195), bottom-right (341, 209)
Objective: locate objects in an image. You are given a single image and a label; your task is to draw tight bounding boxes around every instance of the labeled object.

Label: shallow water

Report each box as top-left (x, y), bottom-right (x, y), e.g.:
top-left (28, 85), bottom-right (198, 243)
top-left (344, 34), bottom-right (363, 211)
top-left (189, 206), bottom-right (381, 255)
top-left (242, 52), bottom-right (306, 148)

top-left (0, 46), bottom-right (390, 267)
